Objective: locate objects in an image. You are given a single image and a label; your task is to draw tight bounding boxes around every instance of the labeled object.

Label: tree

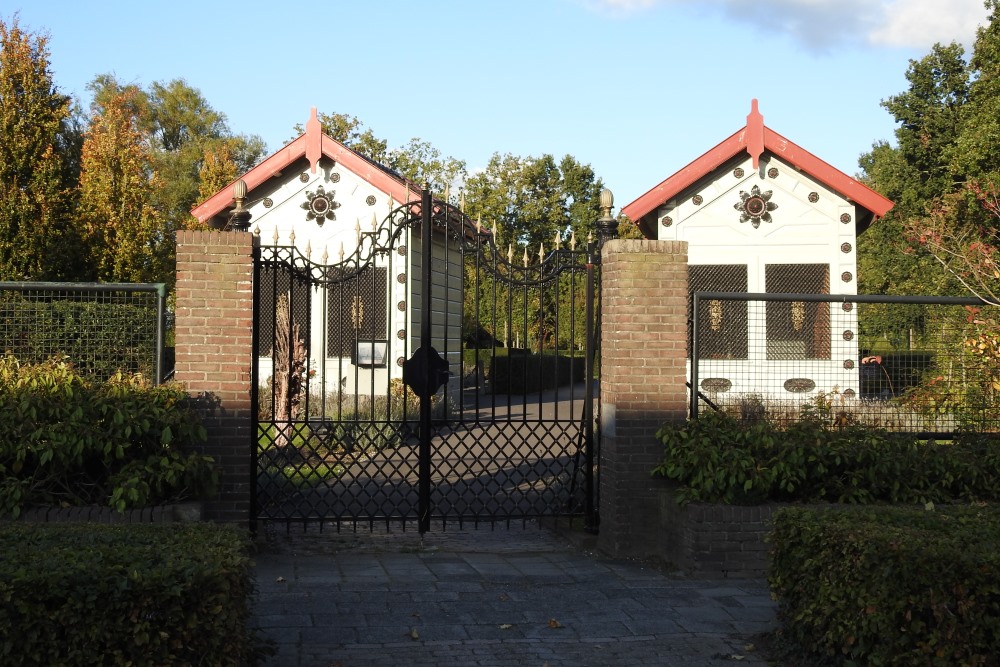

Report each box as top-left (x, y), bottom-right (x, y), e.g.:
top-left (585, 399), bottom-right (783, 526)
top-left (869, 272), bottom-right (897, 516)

top-left (77, 84), bottom-right (165, 283)
top-left (388, 137), bottom-right (466, 197)
top-left (145, 79), bottom-right (265, 230)
top-left (294, 110), bottom-right (388, 164)
top-left (463, 152), bottom-right (605, 249)
top-left (0, 17), bottom-right (83, 280)
top-left (858, 42), bottom-right (972, 297)
top-left (296, 111), bottom-right (468, 197)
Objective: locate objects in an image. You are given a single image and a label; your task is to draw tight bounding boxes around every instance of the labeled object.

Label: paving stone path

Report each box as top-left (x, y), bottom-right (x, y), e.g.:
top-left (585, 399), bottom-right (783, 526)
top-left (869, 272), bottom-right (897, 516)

top-left (251, 523), bottom-right (777, 666)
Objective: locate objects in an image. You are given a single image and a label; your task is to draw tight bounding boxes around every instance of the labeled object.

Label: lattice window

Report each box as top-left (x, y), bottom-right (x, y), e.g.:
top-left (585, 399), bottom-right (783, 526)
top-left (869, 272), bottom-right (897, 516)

top-left (689, 264), bottom-right (748, 360)
top-left (257, 265), bottom-right (311, 357)
top-left (764, 264), bottom-right (830, 360)
top-left (326, 266), bottom-right (388, 359)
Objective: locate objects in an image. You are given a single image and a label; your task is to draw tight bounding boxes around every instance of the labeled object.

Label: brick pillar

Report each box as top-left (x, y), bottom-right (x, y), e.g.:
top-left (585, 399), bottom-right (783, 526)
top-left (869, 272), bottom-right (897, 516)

top-left (598, 239), bottom-right (688, 559)
top-left (174, 230), bottom-right (256, 524)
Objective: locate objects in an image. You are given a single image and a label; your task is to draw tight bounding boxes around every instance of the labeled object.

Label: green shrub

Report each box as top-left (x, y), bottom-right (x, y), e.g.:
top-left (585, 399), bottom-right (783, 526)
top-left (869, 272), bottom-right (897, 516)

top-left (0, 522), bottom-right (262, 666)
top-left (0, 355), bottom-right (216, 516)
top-left (769, 505), bottom-right (1000, 666)
top-left (652, 411), bottom-right (1000, 505)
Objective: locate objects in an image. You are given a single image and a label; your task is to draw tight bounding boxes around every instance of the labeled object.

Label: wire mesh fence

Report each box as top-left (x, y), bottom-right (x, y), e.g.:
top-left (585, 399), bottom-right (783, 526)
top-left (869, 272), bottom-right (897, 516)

top-left (0, 282), bottom-right (167, 382)
top-left (691, 292), bottom-right (999, 437)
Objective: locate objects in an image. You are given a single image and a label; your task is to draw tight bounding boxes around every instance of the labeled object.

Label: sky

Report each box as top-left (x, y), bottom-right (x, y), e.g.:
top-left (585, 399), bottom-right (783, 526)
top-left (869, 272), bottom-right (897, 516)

top-left (6, 0), bottom-right (993, 209)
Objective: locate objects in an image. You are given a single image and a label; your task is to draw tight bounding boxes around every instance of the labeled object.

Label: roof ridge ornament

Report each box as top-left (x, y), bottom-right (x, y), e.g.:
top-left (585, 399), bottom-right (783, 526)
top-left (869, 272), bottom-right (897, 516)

top-left (746, 99), bottom-right (765, 170)
top-left (305, 106), bottom-right (322, 173)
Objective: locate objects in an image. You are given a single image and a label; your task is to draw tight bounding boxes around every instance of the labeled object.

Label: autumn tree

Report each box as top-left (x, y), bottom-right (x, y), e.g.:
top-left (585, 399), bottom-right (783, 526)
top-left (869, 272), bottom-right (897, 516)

top-left (0, 17), bottom-right (84, 280)
top-left (78, 83), bottom-right (165, 283)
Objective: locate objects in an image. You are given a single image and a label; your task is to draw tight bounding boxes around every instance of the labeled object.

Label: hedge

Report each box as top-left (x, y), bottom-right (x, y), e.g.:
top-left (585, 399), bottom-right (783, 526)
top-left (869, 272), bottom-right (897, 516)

top-left (770, 505), bottom-right (1000, 666)
top-left (0, 297), bottom-right (159, 381)
top-left (653, 411), bottom-right (1000, 505)
top-left (0, 523), bottom-right (262, 666)
top-left (463, 348), bottom-right (587, 395)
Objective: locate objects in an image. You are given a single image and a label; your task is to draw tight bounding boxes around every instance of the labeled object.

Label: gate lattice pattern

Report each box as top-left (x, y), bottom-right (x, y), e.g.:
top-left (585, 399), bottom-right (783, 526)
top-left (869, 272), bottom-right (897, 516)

top-left (253, 192), bottom-right (599, 531)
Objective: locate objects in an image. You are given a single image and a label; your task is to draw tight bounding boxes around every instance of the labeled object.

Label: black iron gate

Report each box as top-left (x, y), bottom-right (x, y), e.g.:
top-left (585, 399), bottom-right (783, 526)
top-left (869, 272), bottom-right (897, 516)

top-left (252, 189), bottom-right (601, 532)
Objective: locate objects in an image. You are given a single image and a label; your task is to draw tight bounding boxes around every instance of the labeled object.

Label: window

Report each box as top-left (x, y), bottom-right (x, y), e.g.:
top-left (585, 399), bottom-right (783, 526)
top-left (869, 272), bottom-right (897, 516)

top-left (326, 266), bottom-right (388, 359)
top-left (689, 265), bottom-right (748, 359)
top-left (764, 264), bottom-right (830, 359)
top-left (256, 264), bottom-right (311, 357)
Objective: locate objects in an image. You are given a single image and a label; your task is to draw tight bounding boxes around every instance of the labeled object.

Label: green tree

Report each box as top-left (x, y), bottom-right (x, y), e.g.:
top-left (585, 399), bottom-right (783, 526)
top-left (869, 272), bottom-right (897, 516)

top-left (294, 110), bottom-right (389, 164)
top-left (145, 79), bottom-right (265, 229)
top-left (388, 137), bottom-right (466, 197)
top-left (0, 17), bottom-right (83, 280)
top-left (463, 152), bottom-right (604, 249)
top-left (298, 111), bottom-right (467, 197)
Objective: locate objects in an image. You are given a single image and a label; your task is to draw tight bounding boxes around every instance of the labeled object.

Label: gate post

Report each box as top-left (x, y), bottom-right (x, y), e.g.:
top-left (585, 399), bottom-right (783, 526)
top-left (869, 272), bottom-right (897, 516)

top-left (597, 239), bottom-right (688, 559)
top-left (174, 230), bottom-right (256, 524)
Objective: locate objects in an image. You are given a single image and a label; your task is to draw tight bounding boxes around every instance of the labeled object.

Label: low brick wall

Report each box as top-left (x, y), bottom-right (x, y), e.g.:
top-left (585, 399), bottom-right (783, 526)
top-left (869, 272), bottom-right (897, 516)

top-left (652, 481), bottom-right (778, 578)
top-left (9, 503), bottom-right (203, 524)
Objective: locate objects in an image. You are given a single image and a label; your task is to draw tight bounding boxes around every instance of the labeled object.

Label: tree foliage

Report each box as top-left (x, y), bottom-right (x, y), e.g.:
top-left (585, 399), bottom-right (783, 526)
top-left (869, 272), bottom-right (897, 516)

top-left (0, 17), bottom-right (84, 280)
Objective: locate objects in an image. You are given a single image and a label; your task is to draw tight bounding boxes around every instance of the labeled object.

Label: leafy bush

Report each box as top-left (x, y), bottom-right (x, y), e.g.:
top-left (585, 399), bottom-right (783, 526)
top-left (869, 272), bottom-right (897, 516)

top-left (0, 522), bottom-right (262, 666)
top-left (0, 355), bottom-right (216, 516)
top-left (770, 505), bottom-right (1000, 666)
top-left (652, 410), bottom-right (1000, 505)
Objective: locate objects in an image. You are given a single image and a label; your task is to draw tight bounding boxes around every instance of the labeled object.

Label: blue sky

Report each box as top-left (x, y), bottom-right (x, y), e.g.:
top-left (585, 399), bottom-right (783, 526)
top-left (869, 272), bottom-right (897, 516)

top-left (7, 0), bottom-right (991, 208)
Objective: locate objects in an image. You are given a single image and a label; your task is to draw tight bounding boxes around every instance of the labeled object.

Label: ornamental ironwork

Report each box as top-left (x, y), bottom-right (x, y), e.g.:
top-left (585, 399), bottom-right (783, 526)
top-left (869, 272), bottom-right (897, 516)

top-left (300, 185), bottom-right (339, 226)
top-left (734, 168), bottom-right (745, 178)
top-left (767, 167), bottom-right (779, 178)
top-left (735, 185), bottom-right (777, 228)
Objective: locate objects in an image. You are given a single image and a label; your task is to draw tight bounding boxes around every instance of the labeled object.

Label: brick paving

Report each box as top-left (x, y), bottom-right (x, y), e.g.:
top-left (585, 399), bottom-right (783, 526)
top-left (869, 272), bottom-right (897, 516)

top-left (251, 522), bottom-right (776, 666)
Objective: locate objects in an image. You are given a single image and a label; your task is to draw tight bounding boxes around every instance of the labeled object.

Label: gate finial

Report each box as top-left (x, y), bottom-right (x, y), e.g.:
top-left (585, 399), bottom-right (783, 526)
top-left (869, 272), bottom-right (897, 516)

top-left (596, 188), bottom-right (619, 248)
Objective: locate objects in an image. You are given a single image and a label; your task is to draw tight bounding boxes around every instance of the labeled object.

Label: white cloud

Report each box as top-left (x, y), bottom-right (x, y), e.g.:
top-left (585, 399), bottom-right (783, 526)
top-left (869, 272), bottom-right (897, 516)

top-left (586, 0), bottom-right (991, 50)
top-left (868, 0), bottom-right (989, 49)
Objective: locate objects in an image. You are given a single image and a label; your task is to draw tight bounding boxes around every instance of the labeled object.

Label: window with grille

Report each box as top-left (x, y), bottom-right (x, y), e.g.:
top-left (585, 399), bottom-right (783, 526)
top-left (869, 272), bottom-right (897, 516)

top-left (689, 265), bottom-right (748, 360)
top-left (257, 265), bottom-right (311, 357)
top-left (326, 266), bottom-right (388, 360)
top-left (764, 264), bottom-right (830, 359)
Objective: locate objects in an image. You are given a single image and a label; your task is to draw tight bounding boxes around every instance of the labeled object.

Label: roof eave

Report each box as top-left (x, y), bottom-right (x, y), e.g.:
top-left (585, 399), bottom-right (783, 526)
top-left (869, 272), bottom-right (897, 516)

top-left (190, 108), bottom-right (422, 224)
top-left (621, 102), bottom-right (894, 237)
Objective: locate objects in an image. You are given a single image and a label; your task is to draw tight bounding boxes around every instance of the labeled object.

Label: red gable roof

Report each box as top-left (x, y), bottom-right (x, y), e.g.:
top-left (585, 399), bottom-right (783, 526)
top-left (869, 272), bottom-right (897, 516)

top-left (191, 108), bottom-right (419, 224)
top-left (620, 100), bottom-right (894, 237)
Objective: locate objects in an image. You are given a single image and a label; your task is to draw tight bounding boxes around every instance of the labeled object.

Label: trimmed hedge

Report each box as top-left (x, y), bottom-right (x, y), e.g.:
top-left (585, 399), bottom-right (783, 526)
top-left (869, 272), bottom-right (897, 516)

top-left (0, 522), bottom-right (260, 666)
top-left (463, 348), bottom-right (587, 395)
top-left (770, 505), bottom-right (1000, 666)
top-left (653, 411), bottom-right (1000, 505)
